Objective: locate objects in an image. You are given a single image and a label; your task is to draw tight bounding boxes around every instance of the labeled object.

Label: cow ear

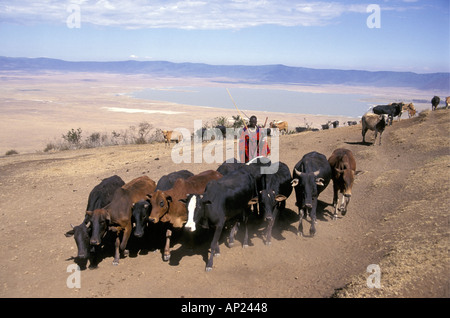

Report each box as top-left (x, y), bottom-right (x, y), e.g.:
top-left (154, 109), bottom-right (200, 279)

top-left (64, 229), bottom-right (74, 237)
top-left (86, 210), bottom-right (93, 216)
top-left (248, 197), bottom-right (258, 205)
top-left (275, 195), bottom-right (287, 202)
top-left (179, 198), bottom-right (187, 204)
top-left (313, 170), bottom-right (321, 176)
top-left (291, 179), bottom-right (299, 187)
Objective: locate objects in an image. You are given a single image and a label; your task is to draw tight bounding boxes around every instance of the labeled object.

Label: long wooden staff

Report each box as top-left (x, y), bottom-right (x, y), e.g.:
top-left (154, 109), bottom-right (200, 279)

top-left (226, 88), bottom-right (248, 130)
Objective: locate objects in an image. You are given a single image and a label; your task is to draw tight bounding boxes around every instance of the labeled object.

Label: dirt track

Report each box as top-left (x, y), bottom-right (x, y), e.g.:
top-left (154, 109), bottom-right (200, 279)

top-left (0, 108), bottom-right (448, 298)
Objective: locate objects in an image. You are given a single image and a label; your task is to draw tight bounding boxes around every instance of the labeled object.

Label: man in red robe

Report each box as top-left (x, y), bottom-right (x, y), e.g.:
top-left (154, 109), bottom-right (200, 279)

top-left (239, 115), bottom-right (270, 163)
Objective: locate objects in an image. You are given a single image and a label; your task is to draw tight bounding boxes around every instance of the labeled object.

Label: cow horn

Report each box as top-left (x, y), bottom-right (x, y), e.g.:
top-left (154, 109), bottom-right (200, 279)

top-left (85, 221), bottom-right (91, 228)
top-left (70, 223), bottom-right (75, 229)
top-left (294, 168), bottom-right (302, 176)
top-left (313, 170), bottom-right (320, 176)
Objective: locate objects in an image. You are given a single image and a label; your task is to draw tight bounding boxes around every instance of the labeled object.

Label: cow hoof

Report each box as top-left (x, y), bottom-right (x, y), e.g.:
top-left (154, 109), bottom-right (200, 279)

top-left (112, 260), bottom-right (119, 266)
top-left (163, 254), bottom-right (171, 262)
top-left (228, 242), bottom-right (235, 248)
top-left (205, 267), bottom-right (213, 272)
top-left (243, 244), bottom-right (249, 249)
top-left (265, 241), bottom-right (272, 246)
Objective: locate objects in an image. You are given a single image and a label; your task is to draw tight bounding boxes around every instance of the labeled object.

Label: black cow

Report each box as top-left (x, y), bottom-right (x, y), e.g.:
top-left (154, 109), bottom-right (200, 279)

top-left (65, 175), bottom-right (125, 265)
top-left (372, 103), bottom-right (403, 125)
top-left (292, 151), bottom-right (331, 237)
top-left (258, 162), bottom-right (292, 245)
top-left (86, 175), bottom-right (125, 213)
top-left (64, 222), bottom-right (91, 268)
top-left (216, 158), bottom-right (243, 176)
top-left (184, 168), bottom-right (258, 271)
top-left (431, 96), bottom-right (440, 111)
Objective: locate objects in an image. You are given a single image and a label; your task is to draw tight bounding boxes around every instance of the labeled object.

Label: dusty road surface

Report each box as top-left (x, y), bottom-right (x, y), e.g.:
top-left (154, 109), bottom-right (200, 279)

top-left (0, 108), bottom-right (448, 298)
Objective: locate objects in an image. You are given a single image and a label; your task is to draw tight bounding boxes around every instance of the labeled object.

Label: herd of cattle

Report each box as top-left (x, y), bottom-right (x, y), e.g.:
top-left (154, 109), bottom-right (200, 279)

top-left (65, 149), bottom-right (356, 271)
top-left (65, 95), bottom-right (448, 271)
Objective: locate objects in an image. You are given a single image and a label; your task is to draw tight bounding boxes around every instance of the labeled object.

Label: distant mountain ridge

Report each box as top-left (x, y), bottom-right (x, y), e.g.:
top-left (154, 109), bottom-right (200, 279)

top-left (1, 56), bottom-right (448, 90)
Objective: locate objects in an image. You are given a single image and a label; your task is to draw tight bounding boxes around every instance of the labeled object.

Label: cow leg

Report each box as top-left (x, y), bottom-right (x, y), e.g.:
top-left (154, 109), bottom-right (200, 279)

top-left (228, 221), bottom-right (239, 247)
top-left (206, 225), bottom-right (223, 272)
top-left (362, 128), bottom-right (367, 143)
top-left (378, 131), bottom-right (383, 145)
top-left (242, 208), bottom-right (250, 248)
top-left (265, 206), bottom-right (279, 245)
top-left (163, 229), bottom-right (172, 261)
top-left (119, 224), bottom-right (131, 258)
top-left (113, 235), bottom-right (120, 265)
top-left (332, 185), bottom-right (339, 220)
top-left (297, 208), bottom-right (305, 236)
top-left (310, 200), bottom-right (317, 236)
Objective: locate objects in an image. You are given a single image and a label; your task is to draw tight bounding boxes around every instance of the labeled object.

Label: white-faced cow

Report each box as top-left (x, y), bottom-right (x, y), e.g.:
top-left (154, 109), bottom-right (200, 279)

top-left (147, 170), bottom-right (222, 261)
top-left (184, 168), bottom-right (258, 271)
top-left (292, 151), bottom-right (331, 237)
top-left (361, 113), bottom-right (387, 145)
top-left (86, 176), bottom-right (156, 265)
top-left (328, 148), bottom-right (356, 219)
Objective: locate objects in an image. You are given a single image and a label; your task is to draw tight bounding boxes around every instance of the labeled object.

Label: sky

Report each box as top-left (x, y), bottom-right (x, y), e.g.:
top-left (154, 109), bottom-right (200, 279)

top-left (0, 0), bottom-right (449, 73)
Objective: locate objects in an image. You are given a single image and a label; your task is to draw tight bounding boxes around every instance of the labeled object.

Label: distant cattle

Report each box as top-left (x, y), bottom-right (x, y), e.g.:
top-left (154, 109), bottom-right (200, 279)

top-left (321, 120), bottom-right (339, 130)
top-left (328, 149), bottom-right (356, 219)
top-left (403, 103), bottom-right (416, 118)
top-left (361, 113), bottom-right (387, 145)
top-left (347, 121), bottom-right (358, 126)
top-left (292, 151), bottom-right (331, 236)
top-left (373, 103), bottom-right (403, 125)
top-left (65, 175), bottom-right (125, 266)
top-left (86, 176), bottom-right (156, 265)
top-left (162, 130), bottom-right (183, 147)
top-left (270, 120), bottom-right (288, 135)
top-left (431, 96), bottom-right (440, 111)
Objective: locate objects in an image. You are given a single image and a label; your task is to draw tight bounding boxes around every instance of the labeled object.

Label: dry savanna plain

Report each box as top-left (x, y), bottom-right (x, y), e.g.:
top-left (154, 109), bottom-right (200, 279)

top-left (0, 72), bottom-right (449, 299)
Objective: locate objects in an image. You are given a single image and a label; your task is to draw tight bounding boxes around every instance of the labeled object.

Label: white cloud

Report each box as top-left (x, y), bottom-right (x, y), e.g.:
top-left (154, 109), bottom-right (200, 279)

top-left (0, 0), bottom-right (419, 30)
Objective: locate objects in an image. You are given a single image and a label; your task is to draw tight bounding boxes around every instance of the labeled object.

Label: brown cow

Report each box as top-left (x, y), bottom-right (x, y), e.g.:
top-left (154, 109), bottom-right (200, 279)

top-left (162, 130), bottom-right (183, 147)
top-left (270, 120), bottom-right (288, 135)
top-left (403, 103), bottom-right (416, 118)
top-left (148, 170), bottom-right (223, 227)
top-left (147, 170), bottom-right (222, 261)
top-left (446, 96), bottom-right (450, 109)
top-left (361, 113), bottom-right (387, 145)
top-left (328, 149), bottom-right (356, 219)
top-left (86, 176), bottom-right (156, 265)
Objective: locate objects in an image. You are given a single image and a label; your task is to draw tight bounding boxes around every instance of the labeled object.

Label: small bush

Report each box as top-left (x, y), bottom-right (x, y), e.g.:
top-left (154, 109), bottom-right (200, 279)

top-left (5, 149), bottom-right (18, 156)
